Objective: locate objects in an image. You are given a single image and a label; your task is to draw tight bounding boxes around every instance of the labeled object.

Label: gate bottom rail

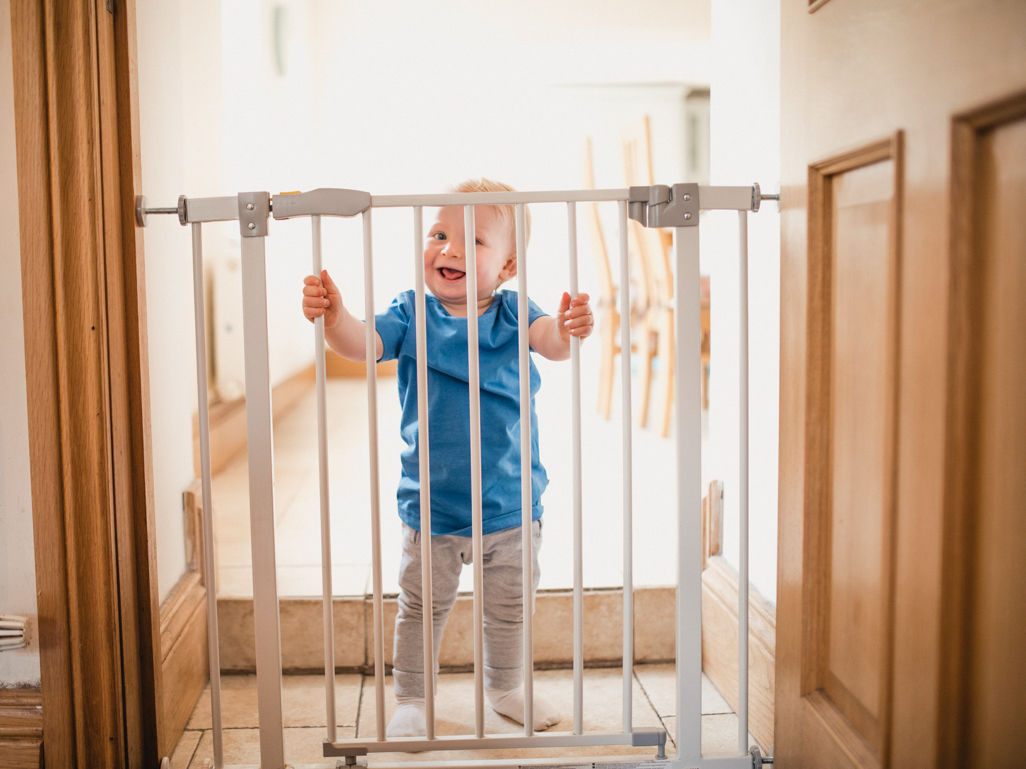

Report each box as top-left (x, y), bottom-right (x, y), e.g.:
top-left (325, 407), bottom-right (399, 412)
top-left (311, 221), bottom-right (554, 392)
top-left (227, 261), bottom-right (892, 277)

top-left (324, 727), bottom-right (668, 760)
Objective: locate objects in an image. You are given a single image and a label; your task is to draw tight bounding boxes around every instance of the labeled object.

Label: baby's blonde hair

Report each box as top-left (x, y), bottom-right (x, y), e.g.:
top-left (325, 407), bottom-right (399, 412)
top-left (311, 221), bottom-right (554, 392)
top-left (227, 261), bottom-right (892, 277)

top-left (451, 177), bottom-right (531, 253)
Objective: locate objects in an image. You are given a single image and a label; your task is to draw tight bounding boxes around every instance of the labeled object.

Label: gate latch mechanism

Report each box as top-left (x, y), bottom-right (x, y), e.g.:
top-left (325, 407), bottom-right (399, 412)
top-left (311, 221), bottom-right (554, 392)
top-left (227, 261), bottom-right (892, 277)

top-left (628, 183), bottom-right (699, 228)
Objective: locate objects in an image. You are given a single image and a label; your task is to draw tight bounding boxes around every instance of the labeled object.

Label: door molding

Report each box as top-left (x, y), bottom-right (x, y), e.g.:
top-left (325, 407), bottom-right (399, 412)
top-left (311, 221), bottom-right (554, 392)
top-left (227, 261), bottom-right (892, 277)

top-left (778, 130), bottom-right (904, 768)
top-left (938, 87), bottom-right (1026, 769)
top-left (11, 0), bottom-right (161, 765)
top-left (803, 133), bottom-right (903, 761)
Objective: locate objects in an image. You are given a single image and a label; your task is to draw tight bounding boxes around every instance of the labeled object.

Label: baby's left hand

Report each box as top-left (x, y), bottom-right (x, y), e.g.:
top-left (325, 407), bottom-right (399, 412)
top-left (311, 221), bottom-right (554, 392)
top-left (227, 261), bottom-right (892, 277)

top-left (558, 292), bottom-right (594, 344)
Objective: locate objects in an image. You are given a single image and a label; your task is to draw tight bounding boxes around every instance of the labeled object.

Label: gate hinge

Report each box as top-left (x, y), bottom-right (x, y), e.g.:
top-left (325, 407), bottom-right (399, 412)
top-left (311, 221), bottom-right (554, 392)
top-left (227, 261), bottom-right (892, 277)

top-left (628, 183), bottom-right (699, 228)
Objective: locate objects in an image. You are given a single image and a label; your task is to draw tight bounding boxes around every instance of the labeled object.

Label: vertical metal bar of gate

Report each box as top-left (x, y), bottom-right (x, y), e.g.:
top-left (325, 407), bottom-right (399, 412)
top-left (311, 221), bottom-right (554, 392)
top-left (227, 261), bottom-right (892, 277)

top-left (515, 203), bottom-right (535, 735)
top-left (312, 215), bottom-right (337, 745)
top-left (191, 223), bottom-right (224, 769)
top-left (363, 209), bottom-right (387, 741)
top-left (464, 204), bottom-right (487, 739)
top-left (674, 221), bottom-right (703, 762)
top-left (567, 202), bottom-right (584, 737)
top-left (413, 206), bottom-right (437, 740)
top-left (617, 200), bottom-right (633, 733)
top-left (238, 193), bottom-right (287, 769)
top-left (737, 210), bottom-right (750, 753)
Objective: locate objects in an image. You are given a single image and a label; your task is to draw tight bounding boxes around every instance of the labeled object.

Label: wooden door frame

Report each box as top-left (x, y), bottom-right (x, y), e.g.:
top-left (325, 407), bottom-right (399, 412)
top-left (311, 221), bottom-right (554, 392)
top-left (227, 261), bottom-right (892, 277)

top-left (11, 0), bottom-right (162, 766)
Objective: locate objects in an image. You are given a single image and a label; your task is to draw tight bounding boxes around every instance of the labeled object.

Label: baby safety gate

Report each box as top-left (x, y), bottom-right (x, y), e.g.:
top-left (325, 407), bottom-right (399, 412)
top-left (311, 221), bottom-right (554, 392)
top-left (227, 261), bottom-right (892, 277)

top-left (137, 181), bottom-right (777, 769)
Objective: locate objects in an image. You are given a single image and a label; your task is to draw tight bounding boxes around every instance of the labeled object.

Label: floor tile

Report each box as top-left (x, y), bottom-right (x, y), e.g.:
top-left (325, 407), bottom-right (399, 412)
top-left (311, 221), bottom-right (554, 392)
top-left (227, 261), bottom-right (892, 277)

top-left (700, 713), bottom-right (758, 756)
top-left (169, 729), bottom-right (202, 768)
top-left (633, 663), bottom-right (733, 717)
top-left (187, 728), bottom-right (258, 767)
top-left (285, 726), bottom-right (358, 764)
top-left (653, 714), bottom-right (756, 757)
top-left (187, 674), bottom-right (362, 730)
top-left (187, 726), bottom-right (355, 768)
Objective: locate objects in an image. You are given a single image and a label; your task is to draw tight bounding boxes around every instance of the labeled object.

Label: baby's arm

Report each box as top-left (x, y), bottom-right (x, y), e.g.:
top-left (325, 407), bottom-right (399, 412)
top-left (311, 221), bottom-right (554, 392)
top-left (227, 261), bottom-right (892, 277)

top-left (302, 269), bottom-right (384, 361)
top-left (528, 292), bottom-right (594, 361)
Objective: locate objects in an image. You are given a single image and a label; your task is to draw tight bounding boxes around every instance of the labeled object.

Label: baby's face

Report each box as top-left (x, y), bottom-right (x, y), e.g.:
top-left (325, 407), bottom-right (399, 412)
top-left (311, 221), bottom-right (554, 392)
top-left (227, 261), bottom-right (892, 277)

top-left (424, 205), bottom-right (516, 317)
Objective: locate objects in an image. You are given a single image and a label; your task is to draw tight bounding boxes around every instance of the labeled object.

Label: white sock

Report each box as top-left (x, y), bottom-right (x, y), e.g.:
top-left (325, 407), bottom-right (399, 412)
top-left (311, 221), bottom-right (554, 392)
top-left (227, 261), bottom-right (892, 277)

top-left (386, 698), bottom-right (426, 738)
top-left (486, 685), bottom-right (562, 731)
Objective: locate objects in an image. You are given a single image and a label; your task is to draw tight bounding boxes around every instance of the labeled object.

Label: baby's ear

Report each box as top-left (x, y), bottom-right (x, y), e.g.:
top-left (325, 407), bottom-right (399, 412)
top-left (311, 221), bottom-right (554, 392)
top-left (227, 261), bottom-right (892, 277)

top-left (498, 253), bottom-right (518, 282)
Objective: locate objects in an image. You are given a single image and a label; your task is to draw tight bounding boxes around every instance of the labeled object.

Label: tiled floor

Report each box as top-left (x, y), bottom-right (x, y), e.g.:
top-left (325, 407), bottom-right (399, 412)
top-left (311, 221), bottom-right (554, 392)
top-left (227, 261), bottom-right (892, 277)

top-left (170, 665), bottom-right (755, 767)
top-left (211, 367), bottom-right (710, 599)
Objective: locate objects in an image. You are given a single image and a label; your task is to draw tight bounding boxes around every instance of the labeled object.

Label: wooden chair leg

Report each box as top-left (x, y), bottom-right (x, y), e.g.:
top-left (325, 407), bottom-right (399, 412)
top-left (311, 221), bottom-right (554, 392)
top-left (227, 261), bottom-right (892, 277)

top-left (636, 314), bottom-right (655, 428)
top-left (660, 307), bottom-right (675, 438)
top-left (597, 307), bottom-right (618, 420)
top-left (701, 356), bottom-right (710, 410)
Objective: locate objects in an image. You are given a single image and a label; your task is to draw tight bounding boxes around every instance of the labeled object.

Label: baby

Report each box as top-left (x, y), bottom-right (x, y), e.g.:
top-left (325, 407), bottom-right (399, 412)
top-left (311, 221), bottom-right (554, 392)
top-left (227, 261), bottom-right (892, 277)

top-left (301, 178), bottom-right (594, 737)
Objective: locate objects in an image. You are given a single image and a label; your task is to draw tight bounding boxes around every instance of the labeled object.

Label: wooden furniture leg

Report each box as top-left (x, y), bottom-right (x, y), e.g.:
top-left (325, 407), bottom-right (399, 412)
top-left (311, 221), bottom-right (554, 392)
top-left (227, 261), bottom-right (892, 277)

top-left (597, 302), bottom-right (620, 420)
top-left (636, 312), bottom-right (656, 428)
top-left (659, 305), bottom-right (675, 438)
top-left (583, 138), bottom-right (619, 421)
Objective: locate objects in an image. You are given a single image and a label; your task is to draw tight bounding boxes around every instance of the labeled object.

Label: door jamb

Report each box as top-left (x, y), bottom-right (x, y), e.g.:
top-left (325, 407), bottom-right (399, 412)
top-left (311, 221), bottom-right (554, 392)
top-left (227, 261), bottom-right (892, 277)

top-left (11, 0), bottom-right (162, 764)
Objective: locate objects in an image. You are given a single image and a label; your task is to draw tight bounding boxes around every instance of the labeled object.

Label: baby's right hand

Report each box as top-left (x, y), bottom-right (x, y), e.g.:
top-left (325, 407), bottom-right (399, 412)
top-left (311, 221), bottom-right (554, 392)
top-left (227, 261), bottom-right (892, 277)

top-left (302, 270), bottom-right (343, 329)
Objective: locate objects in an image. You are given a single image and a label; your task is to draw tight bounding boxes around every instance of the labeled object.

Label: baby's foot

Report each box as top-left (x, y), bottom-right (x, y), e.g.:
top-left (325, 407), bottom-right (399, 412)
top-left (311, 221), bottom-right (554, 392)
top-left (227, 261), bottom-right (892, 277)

top-left (386, 699), bottom-right (426, 738)
top-left (486, 686), bottom-right (562, 731)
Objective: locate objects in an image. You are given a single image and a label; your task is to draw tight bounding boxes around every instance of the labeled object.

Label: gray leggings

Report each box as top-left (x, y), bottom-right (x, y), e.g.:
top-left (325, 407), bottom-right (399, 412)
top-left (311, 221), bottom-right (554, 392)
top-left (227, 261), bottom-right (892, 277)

top-left (392, 520), bottom-right (542, 699)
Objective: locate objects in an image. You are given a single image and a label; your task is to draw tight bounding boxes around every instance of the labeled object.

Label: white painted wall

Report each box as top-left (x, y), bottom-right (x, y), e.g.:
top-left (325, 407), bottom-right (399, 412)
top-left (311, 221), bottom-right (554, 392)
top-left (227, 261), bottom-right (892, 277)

top-left (133, 0), bottom-right (717, 597)
top-left (136, 0), bottom-right (227, 602)
top-left (705, 0), bottom-right (781, 603)
top-left (238, 0), bottom-right (713, 589)
top-left (0, 0), bottom-right (40, 687)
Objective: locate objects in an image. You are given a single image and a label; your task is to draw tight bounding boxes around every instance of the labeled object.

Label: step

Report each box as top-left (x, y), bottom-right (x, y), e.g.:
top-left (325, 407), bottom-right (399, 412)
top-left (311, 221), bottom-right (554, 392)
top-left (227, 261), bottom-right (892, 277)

top-left (216, 586), bottom-right (675, 673)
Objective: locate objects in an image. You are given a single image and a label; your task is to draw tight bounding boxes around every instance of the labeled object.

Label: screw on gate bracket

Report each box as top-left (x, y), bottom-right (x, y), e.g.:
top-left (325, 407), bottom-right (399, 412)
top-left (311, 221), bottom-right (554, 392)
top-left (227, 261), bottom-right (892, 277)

top-left (238, 192), bottom-right (271, 237)
top-left (628, 184), bottom-right (700, 228)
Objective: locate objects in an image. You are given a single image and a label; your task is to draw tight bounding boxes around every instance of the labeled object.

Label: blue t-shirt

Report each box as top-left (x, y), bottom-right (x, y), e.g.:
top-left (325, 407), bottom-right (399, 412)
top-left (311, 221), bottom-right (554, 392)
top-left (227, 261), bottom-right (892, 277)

top-left (375, 289), bottom-right (549, 537)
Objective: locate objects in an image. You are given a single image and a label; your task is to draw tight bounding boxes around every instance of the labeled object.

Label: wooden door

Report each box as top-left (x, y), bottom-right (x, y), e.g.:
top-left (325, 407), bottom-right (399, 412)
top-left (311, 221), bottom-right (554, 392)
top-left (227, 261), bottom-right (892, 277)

top-left (777, 2), bottom-right (1026, 767)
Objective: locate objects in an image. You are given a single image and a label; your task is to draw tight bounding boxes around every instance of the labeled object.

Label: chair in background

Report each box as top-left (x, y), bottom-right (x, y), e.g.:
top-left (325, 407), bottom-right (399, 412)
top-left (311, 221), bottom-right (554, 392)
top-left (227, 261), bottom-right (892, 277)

top-left (622, 130), bottom-right (660, 430)
top-left (622, 116), bottom-right (711, 437)
top-left (622, 116), bottom-right (673, 434)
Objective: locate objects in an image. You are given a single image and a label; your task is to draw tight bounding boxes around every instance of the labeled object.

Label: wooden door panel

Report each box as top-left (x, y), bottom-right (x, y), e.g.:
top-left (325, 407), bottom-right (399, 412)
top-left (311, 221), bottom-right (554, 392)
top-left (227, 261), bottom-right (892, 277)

top-left (800, 138), bottom-right (901, 768)
top-left (939, 91), bottom-right (1026, 769)
top-left (942, 96), bottom-right (1026, 769)
top-left (826, 159), bottom-right (893, 732)
top-left (969, 114), bottom-right (1026, 767)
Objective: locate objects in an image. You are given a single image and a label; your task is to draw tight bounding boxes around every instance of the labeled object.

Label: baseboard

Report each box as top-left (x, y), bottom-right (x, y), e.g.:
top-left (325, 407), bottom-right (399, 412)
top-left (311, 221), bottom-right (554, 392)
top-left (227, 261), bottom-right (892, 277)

top-left (325, 350), bottom-right (398, 378)
top-left (0, 689), bottom-right (42, 769)
top-left (192, 363), bottom-right (316, 476)
top-left (701, 554), bottom-right (775, 753)
top-left (159, 571), bottom-right (208, 758)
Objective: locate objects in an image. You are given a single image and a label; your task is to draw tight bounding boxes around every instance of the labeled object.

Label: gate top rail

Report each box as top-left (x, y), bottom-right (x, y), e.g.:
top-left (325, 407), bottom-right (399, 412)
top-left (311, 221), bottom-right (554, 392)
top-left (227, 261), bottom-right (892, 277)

top-left (136, 183), bottom-right (778, 228)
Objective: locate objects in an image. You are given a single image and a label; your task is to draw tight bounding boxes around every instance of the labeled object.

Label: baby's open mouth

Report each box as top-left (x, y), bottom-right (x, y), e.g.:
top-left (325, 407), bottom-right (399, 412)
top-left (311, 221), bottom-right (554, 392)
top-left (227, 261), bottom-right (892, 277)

top-left (439, 267), bottom-right (465, 282)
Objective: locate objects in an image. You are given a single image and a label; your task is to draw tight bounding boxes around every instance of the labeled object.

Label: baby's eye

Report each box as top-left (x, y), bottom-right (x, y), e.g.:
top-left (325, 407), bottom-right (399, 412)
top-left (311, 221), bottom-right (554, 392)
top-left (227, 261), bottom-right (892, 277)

top-left (475, 238), bottom-right (483, 246)
top-left (432, 232), bottom-right (447, 241)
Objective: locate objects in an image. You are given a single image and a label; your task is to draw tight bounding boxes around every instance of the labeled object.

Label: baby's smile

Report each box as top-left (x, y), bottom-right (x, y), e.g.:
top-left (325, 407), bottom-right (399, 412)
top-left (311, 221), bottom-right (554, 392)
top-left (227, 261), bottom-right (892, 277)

top-left (438, 266), bottom-right (466, 282)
